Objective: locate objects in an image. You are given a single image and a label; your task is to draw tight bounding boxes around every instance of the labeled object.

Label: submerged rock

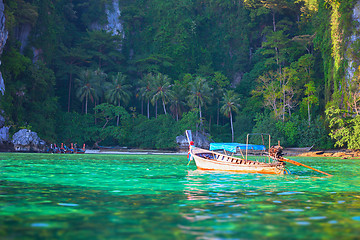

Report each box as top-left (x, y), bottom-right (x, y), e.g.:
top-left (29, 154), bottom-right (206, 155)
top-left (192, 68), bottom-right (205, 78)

top-left (11, 129), bottom-right (46, 152)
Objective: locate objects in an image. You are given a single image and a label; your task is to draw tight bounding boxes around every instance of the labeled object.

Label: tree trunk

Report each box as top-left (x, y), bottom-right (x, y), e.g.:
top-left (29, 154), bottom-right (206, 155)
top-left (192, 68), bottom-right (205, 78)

top-left (230, 111), bottom-right (234, 143)
top-left (199, 102), bottom-right (202, 126)
top-left (68, 72), bottom-right (72, 112)
top-left (85, 96), bottom-right (88, 115)
top-left (155, 101), bottom-right (158, 118)
top-left (308, 100), bottom-right (311, 126)
top-left (272, 11), bottom-right (282, 74)
top-left (117, 102), bottom-right (121, 126)
top-left (162, 100), bottom-right (167, 114)
top-left (283, 87), bottom-right (285, 122)
top-left (272, 11), bottom-right (276, 32)
top-left (94, 101), bottom-right (97, 124)
top-left (217, 99), bottom-right (220, 125)
top-left (176, 104), bottom-right (179, 121)
top-left (147, 100), bottom-right (150, 119)
top-left (209, 116), bottom-right (212, 133)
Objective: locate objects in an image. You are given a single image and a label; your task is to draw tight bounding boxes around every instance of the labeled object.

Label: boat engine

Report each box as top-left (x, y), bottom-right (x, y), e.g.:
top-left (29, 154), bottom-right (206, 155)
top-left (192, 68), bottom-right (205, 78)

top-left (269, 145), bottom-right (283, 159)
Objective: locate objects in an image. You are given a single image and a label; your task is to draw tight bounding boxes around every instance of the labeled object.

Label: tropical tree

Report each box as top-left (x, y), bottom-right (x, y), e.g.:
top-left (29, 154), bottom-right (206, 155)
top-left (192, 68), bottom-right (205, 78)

top-left (151, 73), bottom-right (173, 117)
top-left (93, 103), bottom-right (131, 147)
top-left (75, 69), bottom-right (98, 114)
top-left (105, 72), bottom-right (132, 126)
top-left (81, 30), bottom-right (124, 70)
top-left (58, 45), bottom-right (88, 112)
top-left (139, 73), bottom-right (154, 119)
top-left (301, 81), bottom-right (318, 126)
top-left (209, 72), bottom-right (230, 125)
top-left (93, 68), bottom-right (107, 106)
top-left (169, 81), bottom-right (187, 121)
top-left (221, 90), bottom-right (241, 142)
top-left (186, 76), bottom-right (212, 130)
top-left (252, 71), bottom-right (282, 117)
top-left (252, 68), bottom-right (296, 121)
top-left (262, 19), bottom-right (291, 73)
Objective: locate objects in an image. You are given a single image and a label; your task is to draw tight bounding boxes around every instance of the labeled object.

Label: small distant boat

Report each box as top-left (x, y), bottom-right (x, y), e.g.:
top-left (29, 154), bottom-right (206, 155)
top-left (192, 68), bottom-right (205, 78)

top-left (284, 146), bottom-right (313, 152)
top-left (46, 143), bottom-right (86, 154)
top-left (185, 130), bottom-right (332, 176)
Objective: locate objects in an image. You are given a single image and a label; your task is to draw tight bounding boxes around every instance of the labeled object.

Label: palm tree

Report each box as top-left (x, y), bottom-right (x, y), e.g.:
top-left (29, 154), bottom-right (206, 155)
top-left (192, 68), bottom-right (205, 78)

top-left (105, 72), bottom-right (132, 126)
top-left (186, 77), bottom-right (212, 129)
top-left (58, 45), bottom-right (88, 113)
top-left (151, 73), bottom-right (173, 117)
top-left (93, 68), bottom-right (107, 104)
top-left (75, 69), bottom-right (98, 114)
top-left (139, 73), bottom-right (154, 119)
top-left (221, 90), bottom-right (241, 142)
top-left (169, 82), bottom-right (187, 121)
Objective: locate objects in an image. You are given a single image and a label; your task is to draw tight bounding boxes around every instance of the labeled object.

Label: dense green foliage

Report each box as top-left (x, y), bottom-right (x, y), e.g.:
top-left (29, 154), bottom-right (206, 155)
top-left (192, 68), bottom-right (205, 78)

top-left (1, 0), bottom-right (359, 149)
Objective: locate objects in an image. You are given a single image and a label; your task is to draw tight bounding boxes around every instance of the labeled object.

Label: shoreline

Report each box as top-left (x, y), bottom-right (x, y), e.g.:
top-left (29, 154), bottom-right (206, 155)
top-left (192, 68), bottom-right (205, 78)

top-left (85, 149), bottom-right (188, 155)
top-left (85, 148), bottom-right (360, 159)
top-left (2, 147), bottom-right (359, 159)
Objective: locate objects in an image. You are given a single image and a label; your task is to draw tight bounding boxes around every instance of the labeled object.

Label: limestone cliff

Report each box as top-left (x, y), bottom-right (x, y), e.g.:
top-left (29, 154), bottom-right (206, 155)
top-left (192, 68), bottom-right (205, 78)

top-left (347, 1), bottom-right (360, 80)
top-left (0, 0), bottom-right (8, 95)
top-left (0, 0), bottom-right (8, 145)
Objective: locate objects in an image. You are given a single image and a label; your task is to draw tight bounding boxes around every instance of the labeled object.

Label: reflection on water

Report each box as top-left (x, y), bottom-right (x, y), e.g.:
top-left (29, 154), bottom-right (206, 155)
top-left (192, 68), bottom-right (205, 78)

top-left (0, 153), bottom-right (359, 239)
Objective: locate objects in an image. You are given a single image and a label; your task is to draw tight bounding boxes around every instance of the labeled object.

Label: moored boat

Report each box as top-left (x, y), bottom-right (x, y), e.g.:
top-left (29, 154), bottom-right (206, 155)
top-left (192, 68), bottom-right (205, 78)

top-left (186, 130), bottom-right (287, 174)
top-left (190, 145), bottom-right (287, 174)
top-left (185, 130), bottom-right (332, 176)
top-left (46, 143), bottom-right (86, 154)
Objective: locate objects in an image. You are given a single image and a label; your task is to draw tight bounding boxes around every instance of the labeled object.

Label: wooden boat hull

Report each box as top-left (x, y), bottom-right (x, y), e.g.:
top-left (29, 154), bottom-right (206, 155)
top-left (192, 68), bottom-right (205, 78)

top-left (191, 147), bottom-right (286, 175)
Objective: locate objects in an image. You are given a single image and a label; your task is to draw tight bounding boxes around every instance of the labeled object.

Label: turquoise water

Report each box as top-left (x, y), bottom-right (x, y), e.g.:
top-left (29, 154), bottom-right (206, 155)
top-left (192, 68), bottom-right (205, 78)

top-left (0, 153), bottom-right (359, 239)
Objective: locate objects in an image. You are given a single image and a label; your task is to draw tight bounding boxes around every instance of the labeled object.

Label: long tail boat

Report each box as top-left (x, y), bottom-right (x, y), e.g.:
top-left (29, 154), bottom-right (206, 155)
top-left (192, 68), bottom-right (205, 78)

top-left (185, 130), bottom-right (332, 176)
top-left (189, 145), bottom-right (287, 174)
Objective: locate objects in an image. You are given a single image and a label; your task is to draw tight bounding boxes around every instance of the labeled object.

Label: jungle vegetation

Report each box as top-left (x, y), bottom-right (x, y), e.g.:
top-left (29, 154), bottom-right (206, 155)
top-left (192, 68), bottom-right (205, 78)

top-left (1, 0), bottom-right (360, 150)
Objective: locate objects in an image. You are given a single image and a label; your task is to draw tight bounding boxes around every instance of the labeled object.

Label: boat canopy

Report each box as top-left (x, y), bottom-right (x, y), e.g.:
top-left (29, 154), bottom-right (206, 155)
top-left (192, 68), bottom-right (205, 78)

top-left (210, 143), bottom-right (266, 153)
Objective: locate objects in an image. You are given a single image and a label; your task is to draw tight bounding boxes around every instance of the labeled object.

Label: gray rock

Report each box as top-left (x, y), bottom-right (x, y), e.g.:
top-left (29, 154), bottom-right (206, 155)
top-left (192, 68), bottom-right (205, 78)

top-left (16, 23), bottom-right (31, 53)
top-left (0, 126), bottom-right (9, 142)
top-left (11, 129), bottom-right (46, 152)
top-left (176, 135), bottom-right (188, 149)
top-left (176, 131), bottom-right (211, 149)
top-left (0, 0), bottom-right (8, 56)
top-left (90, 0), bottom-right (124, 38)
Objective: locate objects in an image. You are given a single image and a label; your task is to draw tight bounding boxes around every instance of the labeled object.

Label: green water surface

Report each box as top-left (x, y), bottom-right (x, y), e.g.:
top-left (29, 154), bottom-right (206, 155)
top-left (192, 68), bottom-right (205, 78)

top-left (0, 153), bottom-right (359, 239)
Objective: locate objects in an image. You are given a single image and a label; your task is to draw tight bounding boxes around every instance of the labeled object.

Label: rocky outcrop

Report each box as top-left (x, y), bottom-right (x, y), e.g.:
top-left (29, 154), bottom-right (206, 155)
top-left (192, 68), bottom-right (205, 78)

top-left (346, 1), bottom-right (360, 80)
top-left (0, 125), bottom-right (9, 142)
top-left (0, 1), bottom-right (8, 147)
top-left (91, 0), bottom-right (124, 37)
top-left (11, 129), bottom-right (46, 152)
top-left (15, 23), bottom-right (31, 53)
top-left (176, 131), bottom-right (212, 150)
top-left (0, 110), bottom-right (11, 151)
top-left (0, 125), bottom-right (12, 152)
